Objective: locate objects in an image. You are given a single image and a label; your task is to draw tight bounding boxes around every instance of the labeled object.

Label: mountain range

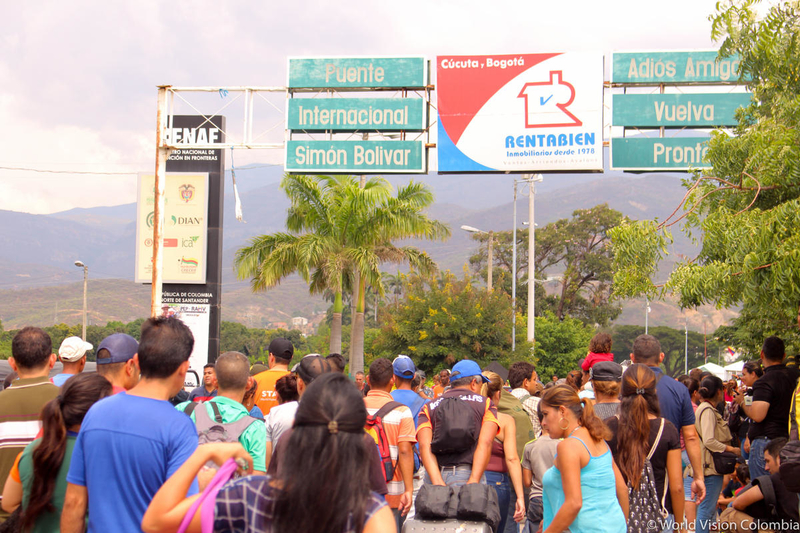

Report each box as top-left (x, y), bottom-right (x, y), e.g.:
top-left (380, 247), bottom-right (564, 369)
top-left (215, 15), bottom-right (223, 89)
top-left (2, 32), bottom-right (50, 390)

top-left (0, 166), bottom-right (736, 332)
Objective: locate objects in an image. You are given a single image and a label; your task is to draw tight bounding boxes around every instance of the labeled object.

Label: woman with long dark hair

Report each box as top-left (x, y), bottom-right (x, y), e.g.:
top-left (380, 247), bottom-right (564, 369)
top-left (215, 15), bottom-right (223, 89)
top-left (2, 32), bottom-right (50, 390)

top-left (540, 384), bottom-right (628, 533)
top-left (606, 364), bottom-right (684, 532)
top-left (143, 372), bottom-right (395, 533)
top-left (1, 373), bottom-right (112, 532)
top-left (693, 375), bottom-right (739, 533)
top-left (480, 371), bottom-right (525, 532)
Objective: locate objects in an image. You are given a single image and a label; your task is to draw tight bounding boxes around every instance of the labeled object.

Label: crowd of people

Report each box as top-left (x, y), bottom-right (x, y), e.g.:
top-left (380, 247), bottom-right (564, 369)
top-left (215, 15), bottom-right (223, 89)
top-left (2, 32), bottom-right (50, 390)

top-left (0, 321), bottom-right (799, 533)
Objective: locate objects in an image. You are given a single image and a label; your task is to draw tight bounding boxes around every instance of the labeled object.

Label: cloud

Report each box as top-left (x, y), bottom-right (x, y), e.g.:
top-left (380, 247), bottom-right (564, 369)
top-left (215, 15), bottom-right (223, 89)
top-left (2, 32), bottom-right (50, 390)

top-left (0, 0), bottom-right (723, 213)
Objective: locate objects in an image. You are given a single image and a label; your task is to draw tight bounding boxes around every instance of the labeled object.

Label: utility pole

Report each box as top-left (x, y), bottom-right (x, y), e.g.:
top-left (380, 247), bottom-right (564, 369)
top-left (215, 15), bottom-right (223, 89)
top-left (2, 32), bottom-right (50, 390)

top-left (512, 180), bottom-right (518, 352)
top-left (527, 174), bottom-right (543, 344)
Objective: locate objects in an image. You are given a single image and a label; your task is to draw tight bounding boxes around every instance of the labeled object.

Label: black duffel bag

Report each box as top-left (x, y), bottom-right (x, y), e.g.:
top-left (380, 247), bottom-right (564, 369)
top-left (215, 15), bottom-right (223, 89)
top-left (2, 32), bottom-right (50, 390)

top-left (710, 450), bottom-right (737, 475)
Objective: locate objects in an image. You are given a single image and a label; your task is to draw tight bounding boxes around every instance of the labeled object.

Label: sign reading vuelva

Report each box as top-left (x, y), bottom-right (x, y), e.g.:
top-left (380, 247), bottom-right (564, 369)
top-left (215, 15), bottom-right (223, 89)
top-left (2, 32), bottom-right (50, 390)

top-left (437, 52), bottom-right (604, 172)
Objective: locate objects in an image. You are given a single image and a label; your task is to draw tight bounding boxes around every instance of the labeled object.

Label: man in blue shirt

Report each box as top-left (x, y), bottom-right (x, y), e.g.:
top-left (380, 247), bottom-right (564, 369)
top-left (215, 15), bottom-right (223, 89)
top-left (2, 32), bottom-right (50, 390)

top-left (390, 355), bottom-right (428, 520)
top-left (631, 334), bottom-right (707, 507)
top-left (61, 316), bottom-right (200, 533)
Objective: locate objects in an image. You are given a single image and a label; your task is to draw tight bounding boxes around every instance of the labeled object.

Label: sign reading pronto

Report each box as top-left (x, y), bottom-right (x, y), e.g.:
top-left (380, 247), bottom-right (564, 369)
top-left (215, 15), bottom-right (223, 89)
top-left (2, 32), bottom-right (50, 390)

top-left (288, 57), bottom-right (426, 89)
top-left (287, 98), bottom-right (426, 131)
top-left (286, 140), bottom-right (425, 173)
top-left (436, 52), bottom-right (604, 172)
top-left (611, 137), bottom-right (711, 170)
top-left (135, 172), bottom-right (209, 284)
top-left (612, 93), bottom-right (751, 127)
top-left (612, 51), bottom-right (743, 84)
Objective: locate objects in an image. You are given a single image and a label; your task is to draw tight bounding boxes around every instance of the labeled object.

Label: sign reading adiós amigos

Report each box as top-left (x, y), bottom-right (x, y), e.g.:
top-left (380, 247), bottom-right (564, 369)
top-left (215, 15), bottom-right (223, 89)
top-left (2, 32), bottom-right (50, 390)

top-left (436, 52), bottom-right (603, 172)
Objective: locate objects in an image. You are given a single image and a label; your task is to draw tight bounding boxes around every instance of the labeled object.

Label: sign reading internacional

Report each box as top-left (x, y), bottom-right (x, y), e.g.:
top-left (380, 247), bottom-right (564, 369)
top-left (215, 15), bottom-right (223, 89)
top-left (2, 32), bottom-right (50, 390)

top-left (437, 52), bottom-right (604, 172)
top-left (288, 57), bottom-right (427, 89)
top-left (286, 98), bottom-right (426, 131)
top-left (612, 51), bottom-right (744, 84)
top-left (135, 172), bottom-right (209, 284)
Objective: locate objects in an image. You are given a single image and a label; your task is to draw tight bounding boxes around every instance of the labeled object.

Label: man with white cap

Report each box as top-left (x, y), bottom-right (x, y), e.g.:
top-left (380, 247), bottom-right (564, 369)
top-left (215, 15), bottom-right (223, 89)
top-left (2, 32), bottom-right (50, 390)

top-left (52, 336), bottom-right (92, 386)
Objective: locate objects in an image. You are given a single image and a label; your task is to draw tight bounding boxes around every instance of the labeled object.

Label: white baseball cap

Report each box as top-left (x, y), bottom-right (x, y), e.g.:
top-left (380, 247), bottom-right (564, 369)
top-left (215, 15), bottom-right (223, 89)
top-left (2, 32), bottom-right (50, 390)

top-left (58, 336), bottom-right (93, 362)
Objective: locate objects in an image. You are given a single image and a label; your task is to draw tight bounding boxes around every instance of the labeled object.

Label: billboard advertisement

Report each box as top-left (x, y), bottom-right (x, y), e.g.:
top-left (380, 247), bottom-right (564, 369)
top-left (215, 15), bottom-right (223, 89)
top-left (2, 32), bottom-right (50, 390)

top-left (436, 52), bottom-right (603, 172)
top-left (135, 172), bottom-right (209, 284)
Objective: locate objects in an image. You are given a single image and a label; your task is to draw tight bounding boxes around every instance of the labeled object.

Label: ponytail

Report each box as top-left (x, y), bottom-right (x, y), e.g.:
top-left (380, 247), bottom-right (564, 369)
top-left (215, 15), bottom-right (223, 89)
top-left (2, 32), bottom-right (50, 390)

top-left (21, 374), bottom-right (111, 530)
top-left (579, 398), bottom-right (612, 442)
top-left (22, 398), bottom-right (67, 530)
top-left (616, 364), bottom-right (660, 487)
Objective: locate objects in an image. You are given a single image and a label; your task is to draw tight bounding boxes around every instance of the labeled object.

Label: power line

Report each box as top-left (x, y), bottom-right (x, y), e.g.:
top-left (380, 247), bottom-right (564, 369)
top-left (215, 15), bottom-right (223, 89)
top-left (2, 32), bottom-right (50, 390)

top-left (0, 163), bottom-right (283, 176)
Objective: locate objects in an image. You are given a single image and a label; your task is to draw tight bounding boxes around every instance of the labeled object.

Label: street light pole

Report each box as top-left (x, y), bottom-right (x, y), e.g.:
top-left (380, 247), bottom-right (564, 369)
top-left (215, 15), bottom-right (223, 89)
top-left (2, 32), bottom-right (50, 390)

top-left (512, 180), bottom-right (518, 352)
top-left (684, 315), bottom-right (689, 375)
top-left (527, 174), bottom-right (543, 344)
top-left (74, 261), bottom-right (88, 341)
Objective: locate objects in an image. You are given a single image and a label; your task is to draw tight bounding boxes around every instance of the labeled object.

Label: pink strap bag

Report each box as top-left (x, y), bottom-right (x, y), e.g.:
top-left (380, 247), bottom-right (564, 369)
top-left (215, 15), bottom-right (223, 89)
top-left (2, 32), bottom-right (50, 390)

top-left (176, 458), bottom-right (240, 533)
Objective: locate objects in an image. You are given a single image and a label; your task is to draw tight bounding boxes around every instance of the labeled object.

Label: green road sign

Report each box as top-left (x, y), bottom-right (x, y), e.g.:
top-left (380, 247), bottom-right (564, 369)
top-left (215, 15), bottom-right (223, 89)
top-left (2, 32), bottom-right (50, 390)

top-left (612, 51), bottom-right (744, 84)
top-left (286, 140), bottom-right (426, 173)
top-left (288, 57), bottom-right (426, 89)
top-left (611, 137), bottom-right (711, 170)
top-left (287, 98), bottom-right (426, 131)
top-left (613, 93), bottom-right (750, 127)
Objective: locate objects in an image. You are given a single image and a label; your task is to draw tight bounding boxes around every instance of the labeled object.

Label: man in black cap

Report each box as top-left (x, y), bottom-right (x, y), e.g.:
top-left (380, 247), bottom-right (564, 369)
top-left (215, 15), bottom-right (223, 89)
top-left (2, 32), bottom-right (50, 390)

top-left (253, 338), bottom-right (293, 416)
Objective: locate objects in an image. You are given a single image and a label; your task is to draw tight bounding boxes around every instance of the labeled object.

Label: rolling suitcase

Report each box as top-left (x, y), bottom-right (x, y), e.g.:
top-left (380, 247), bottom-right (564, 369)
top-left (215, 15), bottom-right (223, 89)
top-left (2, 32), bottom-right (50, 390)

top-left (402, 518), bottom-right (494, 533)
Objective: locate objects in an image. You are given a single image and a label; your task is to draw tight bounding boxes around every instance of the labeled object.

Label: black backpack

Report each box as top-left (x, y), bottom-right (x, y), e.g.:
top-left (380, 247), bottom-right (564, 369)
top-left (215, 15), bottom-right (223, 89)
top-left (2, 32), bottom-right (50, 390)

top-left (430, 395), bottom-right (479, 456)
top-left (626, 418), bottom-right (669, 533)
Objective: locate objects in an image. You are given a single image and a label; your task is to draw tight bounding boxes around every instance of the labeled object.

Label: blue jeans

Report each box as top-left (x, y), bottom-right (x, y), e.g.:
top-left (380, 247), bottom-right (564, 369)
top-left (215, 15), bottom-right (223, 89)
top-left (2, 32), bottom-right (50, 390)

top-left (749, 437), bottom-right (769, 480)
top-left (486, 471), bottom-right (512, 533)
top-left (424, 466), bottom-right (486, 488)
top-left (525, 497), bottom-right (543, 533)
top-left (696, 474), bottom-right (723, 533)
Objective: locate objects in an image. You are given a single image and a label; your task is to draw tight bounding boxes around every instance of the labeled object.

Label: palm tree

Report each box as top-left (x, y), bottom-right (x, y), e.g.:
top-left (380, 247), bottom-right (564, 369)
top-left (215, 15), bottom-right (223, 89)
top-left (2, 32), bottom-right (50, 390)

top-left (345, 180), bottom-right (450, 373)
top-left (234, 175), bottom-right (449, 363)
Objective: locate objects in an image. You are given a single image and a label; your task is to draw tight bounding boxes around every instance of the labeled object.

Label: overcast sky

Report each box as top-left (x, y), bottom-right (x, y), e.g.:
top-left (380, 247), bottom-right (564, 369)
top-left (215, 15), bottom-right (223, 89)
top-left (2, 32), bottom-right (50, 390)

top-left (1, 0), bottom-right (740, 214)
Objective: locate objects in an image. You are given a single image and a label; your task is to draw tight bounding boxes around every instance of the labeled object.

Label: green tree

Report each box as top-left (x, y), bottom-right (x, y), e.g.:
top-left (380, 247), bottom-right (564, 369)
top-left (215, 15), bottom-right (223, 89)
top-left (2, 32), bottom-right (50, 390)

top-left (611, 2), bottom-right (800, 354)
top-left (469, 204), bottom-right (624, 326)
top-left (610, 325), bottom-right (726, 377)
top-left (373, 271), bottom-right (532, 374)
top-left (532, 312), bottom-right (595, 379)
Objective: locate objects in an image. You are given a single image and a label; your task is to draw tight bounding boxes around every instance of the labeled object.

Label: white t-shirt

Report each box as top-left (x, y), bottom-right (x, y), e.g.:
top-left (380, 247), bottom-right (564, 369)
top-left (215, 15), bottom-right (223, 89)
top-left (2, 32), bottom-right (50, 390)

top-left (265, 401), bottom-right (298, 447)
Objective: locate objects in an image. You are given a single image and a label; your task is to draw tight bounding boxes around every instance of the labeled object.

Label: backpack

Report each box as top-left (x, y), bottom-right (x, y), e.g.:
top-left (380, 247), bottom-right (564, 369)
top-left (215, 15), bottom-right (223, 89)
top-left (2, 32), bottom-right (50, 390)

top-left (430, 395), bottom-right (480, 456)
top-left (626, 418), bottom-right (669, 533)
top-left (364, 401), bottom-right (404, 482)
top-left (184, 401), bottom-right (258, 446)
top-left (779, 382), bottom-right (800, 492)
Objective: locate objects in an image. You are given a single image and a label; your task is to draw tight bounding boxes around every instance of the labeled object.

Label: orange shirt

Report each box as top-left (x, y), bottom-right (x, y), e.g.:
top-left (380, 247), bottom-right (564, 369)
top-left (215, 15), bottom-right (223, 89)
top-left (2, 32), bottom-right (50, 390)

top-left (253, 368), bottom-right (290, 415)
top-left (433, 385), bottom-right (445, 398)
top-left (364, 390), bottom-right (416, 509)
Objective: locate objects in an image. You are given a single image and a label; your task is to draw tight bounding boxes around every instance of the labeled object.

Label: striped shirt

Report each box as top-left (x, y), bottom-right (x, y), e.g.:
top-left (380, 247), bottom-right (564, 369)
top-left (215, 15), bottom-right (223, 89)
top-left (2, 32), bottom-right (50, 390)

top-left (0, 375), bottom-right (59, 521)
top-left (364, 389), bottom-right (416, 509)
top-left (511, 388), bottom-right (542, 438)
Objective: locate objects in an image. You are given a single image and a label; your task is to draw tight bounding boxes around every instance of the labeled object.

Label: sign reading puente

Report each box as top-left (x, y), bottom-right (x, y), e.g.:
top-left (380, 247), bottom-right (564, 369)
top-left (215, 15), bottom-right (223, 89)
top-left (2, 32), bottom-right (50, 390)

top-left (285, 57), bottom-right (428, 174)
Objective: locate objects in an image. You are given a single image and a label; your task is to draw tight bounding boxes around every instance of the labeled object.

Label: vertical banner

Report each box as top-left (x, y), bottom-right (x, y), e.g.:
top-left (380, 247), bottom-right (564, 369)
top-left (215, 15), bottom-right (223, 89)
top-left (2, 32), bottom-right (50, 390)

top-left (163, 116), bottom-right (225, 371)
top-left (436, 52), bottom-right (604, 172)
top-left (135, 172), bottom-right (209, 284)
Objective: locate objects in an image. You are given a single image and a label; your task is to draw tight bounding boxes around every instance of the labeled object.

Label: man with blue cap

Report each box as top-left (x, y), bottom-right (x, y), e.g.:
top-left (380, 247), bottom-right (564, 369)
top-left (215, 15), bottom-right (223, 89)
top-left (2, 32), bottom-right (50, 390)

top-left (416, 359), bottom-right (499, 487)
top-left (95, 333), bottom-right (140, 394)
